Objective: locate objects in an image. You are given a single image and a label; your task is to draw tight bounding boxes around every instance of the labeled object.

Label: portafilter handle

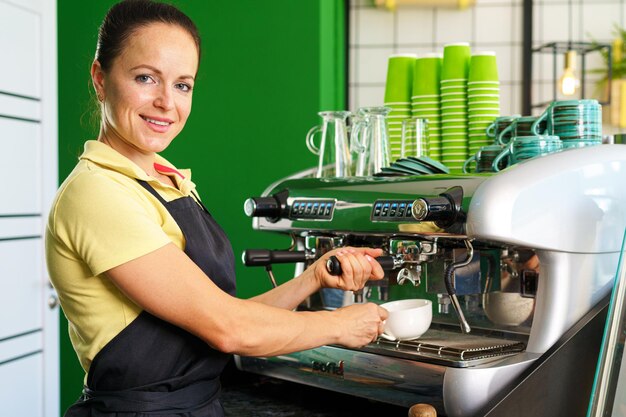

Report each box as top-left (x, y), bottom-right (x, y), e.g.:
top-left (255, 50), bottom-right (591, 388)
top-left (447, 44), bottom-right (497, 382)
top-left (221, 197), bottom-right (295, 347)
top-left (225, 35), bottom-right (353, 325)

top-left (325, 255), bottom-right (397, 276)
top-left (326, 255), bottom-right (396, 303)
top-left (242, 249), bottom-right (312, 266)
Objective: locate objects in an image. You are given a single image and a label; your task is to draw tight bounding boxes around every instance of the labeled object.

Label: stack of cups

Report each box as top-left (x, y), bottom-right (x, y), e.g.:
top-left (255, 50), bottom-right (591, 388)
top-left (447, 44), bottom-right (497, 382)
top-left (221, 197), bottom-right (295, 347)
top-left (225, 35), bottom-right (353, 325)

top-left (412, 53), bottom-right (443, 161)
top-left (492, 135), bottom-right (563, 172)
top-left (531, 99), bottom-right (603, 150)
top-left (440, 43), bottom-right (471, 173)
top-left (487, 115), bottom-right (520, 147)
top-left (467, 51), bottom-right (500, 157)
top-left (384, 54), bottom-right (417, 162)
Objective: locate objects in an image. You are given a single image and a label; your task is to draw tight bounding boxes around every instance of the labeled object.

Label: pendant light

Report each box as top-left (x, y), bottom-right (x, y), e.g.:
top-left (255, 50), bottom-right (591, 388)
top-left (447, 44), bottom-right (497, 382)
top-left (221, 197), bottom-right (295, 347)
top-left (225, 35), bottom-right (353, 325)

top-left (560, 50), bottom-right (579, 95)
top-left (560, 0), bottom-right (579, 96)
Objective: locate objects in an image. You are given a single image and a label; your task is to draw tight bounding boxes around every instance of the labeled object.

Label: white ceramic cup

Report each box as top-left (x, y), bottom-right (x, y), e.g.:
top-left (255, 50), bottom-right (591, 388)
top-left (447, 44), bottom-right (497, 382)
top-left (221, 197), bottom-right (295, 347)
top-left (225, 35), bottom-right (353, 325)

top-left (380, 299), bottom-right (432, 341)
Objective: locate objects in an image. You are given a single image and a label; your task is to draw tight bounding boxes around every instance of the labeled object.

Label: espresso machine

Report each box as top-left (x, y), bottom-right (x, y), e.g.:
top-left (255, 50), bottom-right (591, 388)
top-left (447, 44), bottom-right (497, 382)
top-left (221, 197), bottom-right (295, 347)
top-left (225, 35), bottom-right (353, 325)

top-left (236, 145), bottom-right (626, 416)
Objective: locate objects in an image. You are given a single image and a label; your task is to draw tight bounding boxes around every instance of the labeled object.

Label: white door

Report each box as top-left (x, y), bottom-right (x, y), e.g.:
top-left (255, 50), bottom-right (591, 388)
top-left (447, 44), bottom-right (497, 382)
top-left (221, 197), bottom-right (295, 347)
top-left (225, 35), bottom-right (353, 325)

top-left (0, 0), bottom-right (59, 416)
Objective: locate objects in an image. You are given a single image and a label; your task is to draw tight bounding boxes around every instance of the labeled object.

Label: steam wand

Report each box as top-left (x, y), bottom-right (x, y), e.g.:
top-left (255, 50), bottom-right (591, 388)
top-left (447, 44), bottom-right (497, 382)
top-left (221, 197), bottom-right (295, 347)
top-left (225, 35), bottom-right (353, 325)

top-left (444, 239), bottom-right (474, 334)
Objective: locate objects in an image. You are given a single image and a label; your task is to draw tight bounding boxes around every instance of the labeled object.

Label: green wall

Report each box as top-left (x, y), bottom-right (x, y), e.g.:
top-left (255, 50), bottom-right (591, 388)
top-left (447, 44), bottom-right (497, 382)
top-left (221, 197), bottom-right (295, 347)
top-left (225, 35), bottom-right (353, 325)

top-left (57, 0), bottom-right (345, 413)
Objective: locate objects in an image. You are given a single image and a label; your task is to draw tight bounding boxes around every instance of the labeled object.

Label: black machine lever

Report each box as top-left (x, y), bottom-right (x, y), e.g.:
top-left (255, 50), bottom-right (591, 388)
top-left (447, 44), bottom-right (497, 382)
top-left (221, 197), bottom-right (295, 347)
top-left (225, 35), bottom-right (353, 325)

top-left (326, 255), bottom-right (398, 304)
top-left (242, 249), bottom-right (311, 267)
top-left (325, 255), bottom-right (397, 276)
top-left (242, 249), bottom-right (314, 290)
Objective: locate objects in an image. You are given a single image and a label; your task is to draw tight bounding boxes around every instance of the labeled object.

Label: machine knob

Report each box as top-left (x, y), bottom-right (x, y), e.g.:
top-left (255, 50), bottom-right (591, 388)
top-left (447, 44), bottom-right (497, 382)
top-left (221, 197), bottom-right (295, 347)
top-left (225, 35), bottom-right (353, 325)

top-left (410, 186), bottom-right (464, 228)
top-left (244, 197), bottom-right (280, 218)
top-left (411, 199), bottom-right (429, 220)
top-left (243, 190), bottom-right (289, 222)
top-left (411, 196), bottom-right (453, 221)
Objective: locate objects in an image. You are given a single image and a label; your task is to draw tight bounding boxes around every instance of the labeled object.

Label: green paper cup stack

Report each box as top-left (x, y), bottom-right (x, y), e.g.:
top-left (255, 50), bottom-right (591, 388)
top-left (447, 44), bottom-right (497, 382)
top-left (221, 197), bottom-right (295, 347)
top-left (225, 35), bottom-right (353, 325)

top-left (412, 53), bottom-right (442, 161)
top-left (467, 51), bottom-right (500, 156)
top-left (441, 43), bottom-right (471, 173)
top-left (385, 54), bottom-right (417, 162)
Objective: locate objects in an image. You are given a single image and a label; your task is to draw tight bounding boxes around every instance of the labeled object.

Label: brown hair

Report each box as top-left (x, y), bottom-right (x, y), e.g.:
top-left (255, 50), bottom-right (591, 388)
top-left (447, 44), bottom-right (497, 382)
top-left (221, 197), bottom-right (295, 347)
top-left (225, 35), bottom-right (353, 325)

top-left (95, 0), bottom-right (201, 72)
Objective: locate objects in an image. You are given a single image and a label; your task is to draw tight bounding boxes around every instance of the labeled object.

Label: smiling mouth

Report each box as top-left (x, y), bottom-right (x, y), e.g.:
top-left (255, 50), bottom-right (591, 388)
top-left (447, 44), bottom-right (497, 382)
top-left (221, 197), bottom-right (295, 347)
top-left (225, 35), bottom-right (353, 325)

top-left (141, 116), bottom-right (173, 126)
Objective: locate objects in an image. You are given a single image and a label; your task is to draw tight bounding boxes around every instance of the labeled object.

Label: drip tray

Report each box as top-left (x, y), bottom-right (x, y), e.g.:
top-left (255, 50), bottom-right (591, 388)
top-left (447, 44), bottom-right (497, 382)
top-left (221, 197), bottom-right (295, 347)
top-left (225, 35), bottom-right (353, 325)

top-left (360, 329), bottom-right (526, 368)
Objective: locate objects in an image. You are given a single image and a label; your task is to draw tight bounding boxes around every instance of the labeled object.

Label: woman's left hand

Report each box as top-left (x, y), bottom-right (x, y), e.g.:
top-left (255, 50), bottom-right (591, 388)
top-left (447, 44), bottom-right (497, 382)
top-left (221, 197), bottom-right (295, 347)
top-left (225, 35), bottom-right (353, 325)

top-left (313, 247), bottom-right (385, 291)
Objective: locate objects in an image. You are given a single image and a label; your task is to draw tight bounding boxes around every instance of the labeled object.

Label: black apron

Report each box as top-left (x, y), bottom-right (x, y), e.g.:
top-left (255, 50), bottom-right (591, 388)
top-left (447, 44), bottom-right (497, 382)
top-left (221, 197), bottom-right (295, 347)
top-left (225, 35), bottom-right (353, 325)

top-left (65, 180), bottom-right (236, 417)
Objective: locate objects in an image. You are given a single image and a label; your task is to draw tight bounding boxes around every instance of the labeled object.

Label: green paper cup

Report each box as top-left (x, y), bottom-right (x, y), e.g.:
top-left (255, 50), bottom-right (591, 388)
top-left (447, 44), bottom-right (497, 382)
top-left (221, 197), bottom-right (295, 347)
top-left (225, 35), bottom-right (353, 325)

top-left (440, 79), bottom-right (467, 87)
top-left (468, 51), bottom-right (499, 82)
top-left (440, 85), bottom-right (467, 93)
top-left (414, 113), bottom-right (442, 121)
top-left (385, 54), bottom-right (417, 103)
top-left (468, 87), bottom-right (500, 94)
top-left (441, 92), bottom-right (466, 97)
top-left (442, 43), bottom-right (471, 80)
top-left (468, 80), bottom-right (499, 87)
top-left (413, 53), bottom-right (443, 96)
top-left (411, 94), bottom-right (439, 100)
top-left (412, 101), bottom-right (440, 108)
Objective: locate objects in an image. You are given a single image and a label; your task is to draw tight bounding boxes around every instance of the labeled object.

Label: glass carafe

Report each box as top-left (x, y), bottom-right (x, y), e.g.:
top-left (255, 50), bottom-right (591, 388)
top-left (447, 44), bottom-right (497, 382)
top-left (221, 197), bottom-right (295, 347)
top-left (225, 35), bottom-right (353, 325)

top-left (306, 110), bottom-right (352, 178)
top-left (351, 106), bottom-right (392, 176)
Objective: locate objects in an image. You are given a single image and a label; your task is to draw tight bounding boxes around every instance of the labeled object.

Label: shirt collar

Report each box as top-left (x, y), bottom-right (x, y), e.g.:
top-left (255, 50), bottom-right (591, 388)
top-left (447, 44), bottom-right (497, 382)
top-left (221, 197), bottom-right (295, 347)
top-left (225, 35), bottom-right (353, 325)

top-left (79, 140), bottom-right (195, 194)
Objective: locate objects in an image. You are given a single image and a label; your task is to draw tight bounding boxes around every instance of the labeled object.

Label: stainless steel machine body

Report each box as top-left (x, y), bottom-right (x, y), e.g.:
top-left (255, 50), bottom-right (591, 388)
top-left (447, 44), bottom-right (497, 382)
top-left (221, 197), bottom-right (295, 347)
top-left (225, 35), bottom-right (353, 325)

top-left (236, 145), bottom-right (626, 416)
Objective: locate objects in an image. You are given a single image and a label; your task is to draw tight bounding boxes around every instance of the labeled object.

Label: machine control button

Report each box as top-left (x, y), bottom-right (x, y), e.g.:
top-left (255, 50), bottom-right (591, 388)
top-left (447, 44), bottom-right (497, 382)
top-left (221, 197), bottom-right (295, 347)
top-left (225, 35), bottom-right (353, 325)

top-left (371, 199), bottom-right (417, 221)
top-left (289, 199), bottom-right (335, 220)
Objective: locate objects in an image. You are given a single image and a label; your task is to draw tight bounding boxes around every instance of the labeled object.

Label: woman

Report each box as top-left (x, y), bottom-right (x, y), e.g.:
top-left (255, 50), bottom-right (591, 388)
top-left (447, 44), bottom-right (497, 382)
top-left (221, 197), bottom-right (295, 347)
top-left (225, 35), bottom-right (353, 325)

top-left (46, 1), bottom-right (388, 416)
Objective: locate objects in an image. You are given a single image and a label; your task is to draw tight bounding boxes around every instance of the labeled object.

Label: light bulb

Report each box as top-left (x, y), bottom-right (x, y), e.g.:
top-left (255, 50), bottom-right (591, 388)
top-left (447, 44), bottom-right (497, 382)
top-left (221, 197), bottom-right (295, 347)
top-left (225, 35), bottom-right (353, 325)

top-left (560, 50), bottom-right (579, 96)
top-left (560, 67), bottom-right (578, 95)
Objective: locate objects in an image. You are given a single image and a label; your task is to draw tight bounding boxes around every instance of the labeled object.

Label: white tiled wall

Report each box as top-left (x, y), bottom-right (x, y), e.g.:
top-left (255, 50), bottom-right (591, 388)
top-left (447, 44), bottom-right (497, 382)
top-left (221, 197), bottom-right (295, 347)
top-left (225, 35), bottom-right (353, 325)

top-left (350, 0), bottom-right (625, 117)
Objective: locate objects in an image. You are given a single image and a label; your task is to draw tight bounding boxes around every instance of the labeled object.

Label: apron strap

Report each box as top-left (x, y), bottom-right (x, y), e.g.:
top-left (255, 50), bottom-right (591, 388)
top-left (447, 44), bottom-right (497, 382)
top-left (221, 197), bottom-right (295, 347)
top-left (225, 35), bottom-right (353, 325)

top-left (138, 179), bottom-right (210, 214)
top-left (81, 379), bottom-right (220, 413)
top-left (137, 179), bottom-right (169, 205)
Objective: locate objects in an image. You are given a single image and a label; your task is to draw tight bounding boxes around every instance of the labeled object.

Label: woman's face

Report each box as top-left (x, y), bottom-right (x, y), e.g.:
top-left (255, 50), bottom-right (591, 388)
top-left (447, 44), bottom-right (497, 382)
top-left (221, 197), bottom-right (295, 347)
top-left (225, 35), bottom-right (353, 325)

top-left (92, 22), bottom-right (199, 156)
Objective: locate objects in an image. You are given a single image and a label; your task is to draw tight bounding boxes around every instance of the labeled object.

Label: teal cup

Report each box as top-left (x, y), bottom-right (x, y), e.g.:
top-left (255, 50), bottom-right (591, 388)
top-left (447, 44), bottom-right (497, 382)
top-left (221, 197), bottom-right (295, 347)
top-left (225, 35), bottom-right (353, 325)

top-left (463, 144), bottom-right (505, 173)
top-left (561, 139), bottom-right (602, 149)
top-left (492, 135), bottom-right (562, 172)
top-left (486, 115), bottom-right (520, 144)
top-left (497, 116), bottom-right (546, 145)
top-left (531, 99), bottom-right (602, 138)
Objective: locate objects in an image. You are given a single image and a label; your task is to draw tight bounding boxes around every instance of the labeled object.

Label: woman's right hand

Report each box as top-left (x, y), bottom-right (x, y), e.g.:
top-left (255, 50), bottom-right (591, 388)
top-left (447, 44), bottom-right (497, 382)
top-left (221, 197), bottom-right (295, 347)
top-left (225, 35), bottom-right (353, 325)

top-left (333, 302), bottom-right (389, 348)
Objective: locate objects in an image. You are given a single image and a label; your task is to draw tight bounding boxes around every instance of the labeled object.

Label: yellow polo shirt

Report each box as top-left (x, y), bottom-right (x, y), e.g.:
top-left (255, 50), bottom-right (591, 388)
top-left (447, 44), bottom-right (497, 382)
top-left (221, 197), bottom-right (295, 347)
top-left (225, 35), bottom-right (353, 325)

top-left (46, 140), bottom-right (198, 373)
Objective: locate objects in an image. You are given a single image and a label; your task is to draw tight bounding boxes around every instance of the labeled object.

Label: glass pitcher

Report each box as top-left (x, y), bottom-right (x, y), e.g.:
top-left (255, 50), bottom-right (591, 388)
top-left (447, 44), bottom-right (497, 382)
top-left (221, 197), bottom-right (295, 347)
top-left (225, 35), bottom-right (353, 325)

top-left (351, 106), bottom-right (392, 176)
top-left (306, 110), bottom-right (352, 178)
